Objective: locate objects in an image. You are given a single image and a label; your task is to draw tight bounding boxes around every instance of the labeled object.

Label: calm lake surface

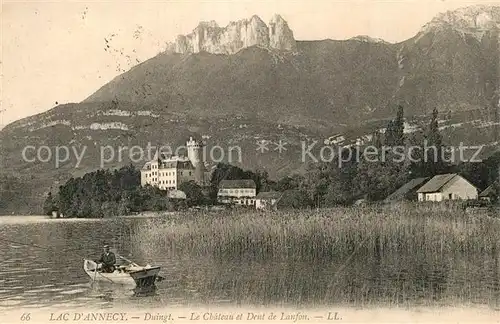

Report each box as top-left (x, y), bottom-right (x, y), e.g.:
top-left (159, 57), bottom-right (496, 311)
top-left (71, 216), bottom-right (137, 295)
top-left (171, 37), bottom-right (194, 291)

top-left (1, 215), bottom-right (500, 312)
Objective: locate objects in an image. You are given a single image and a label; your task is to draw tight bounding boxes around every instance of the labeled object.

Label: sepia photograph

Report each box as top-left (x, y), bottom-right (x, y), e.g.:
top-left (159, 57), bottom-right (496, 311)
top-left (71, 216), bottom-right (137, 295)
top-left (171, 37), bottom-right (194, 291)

top-left (1, 0), bottom-right (500, 322)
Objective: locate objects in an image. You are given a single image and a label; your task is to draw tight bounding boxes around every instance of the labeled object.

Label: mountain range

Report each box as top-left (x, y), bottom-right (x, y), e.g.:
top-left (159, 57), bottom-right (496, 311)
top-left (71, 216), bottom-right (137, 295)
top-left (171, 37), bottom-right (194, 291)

top-left (1, 5), bottom-right (499, 214)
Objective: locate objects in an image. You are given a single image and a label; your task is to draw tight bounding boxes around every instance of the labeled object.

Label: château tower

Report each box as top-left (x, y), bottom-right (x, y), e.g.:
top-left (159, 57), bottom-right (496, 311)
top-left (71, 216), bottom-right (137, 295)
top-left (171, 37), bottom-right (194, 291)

top-left (186, 137), bottom-right (203, 168)
top-left (187, 137), bottom-right (206, 185)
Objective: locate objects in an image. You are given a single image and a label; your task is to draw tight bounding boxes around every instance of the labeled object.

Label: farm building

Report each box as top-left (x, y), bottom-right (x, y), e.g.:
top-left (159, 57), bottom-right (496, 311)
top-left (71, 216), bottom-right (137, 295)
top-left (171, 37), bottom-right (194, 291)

top-left (416, 173), bottom-right (478, 202)
top-left (384, 177), bottom-right (430, 202)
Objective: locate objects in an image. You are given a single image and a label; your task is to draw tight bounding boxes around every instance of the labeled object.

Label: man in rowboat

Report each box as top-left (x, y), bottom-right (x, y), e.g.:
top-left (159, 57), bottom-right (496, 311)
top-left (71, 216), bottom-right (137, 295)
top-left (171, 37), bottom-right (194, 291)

top-left (96, 245), bottom-right (116, 273)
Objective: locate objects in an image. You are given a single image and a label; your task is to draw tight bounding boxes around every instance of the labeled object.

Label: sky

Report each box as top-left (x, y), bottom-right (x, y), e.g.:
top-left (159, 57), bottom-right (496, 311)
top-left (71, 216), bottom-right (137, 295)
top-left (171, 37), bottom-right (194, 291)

top-left (1, 0), bottom-right (499, 127)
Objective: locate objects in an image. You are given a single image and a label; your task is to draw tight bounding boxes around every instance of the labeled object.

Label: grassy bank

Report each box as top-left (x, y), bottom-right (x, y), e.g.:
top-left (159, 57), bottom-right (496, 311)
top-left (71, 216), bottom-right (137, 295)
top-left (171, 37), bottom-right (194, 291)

top-left (131, 203), bottom-right (500, 261)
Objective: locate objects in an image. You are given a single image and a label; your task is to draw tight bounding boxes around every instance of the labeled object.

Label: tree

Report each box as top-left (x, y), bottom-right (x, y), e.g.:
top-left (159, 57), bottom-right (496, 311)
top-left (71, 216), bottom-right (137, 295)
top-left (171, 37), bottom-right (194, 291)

top-left (492, 181), bottom-right (500, 204)
top-left (43, 192), bottom-right (57, 215)
top-left (274, 175), bottom-right (304, 192)
top-left (178, 181), bottom-right (205, 206)
top-left (254, 169), bottom-right (271, 192)
top-left (385, 120), bottom-right (395, 146)
top-left (276, 190), bottom-right (313, 209)
top-left (393, 105), bottom-right (405, 146)
top-left (385, 105), bottom-right (404, 147)
top-left (423, 108), bottom-right (448, 176)
top-left (53, 165), bottom-right (173, 217)
top-left (372, 131), bottom-right (382, 149)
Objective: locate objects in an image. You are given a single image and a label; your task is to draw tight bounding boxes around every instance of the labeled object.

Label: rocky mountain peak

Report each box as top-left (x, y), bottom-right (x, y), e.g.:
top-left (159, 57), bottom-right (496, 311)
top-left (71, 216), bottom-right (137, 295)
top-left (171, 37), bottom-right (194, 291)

top-left (196, 20), bottom-right (219, 29)
top-left (418, 5), bottom-right (500, 39)
top-left (350, 35), bottom-right (389, 44)
top-left (165, 14), bottom-right (296, 55)
top-left (268, 14), bottom-right (296, 51)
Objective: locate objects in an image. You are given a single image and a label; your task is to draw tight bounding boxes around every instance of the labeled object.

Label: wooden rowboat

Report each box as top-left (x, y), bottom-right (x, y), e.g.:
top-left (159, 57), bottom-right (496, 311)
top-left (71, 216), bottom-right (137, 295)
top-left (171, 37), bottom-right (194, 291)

top-left (83, 259), bottom-right (162, 288)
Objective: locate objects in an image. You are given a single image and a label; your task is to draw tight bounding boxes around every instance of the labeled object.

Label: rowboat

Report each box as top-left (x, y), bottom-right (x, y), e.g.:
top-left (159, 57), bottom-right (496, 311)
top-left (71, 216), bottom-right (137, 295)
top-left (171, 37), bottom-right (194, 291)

top-left (83, 258), bottom-right (162, 288)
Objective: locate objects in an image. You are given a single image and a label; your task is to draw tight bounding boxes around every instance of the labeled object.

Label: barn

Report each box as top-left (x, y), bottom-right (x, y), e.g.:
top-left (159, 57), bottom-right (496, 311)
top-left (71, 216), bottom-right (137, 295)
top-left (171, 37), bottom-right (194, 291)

top-left (416, 173), bottom-right (478, 202)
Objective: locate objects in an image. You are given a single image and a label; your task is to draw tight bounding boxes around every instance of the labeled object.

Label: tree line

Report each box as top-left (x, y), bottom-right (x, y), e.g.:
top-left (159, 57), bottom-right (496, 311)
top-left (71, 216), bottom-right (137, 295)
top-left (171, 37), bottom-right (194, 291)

top-left (43, 106), bottom-right (500, 217)
top-left (43, 163), bottom-right (274, 217)
top-left (279, 106), bottom-right (499, 206)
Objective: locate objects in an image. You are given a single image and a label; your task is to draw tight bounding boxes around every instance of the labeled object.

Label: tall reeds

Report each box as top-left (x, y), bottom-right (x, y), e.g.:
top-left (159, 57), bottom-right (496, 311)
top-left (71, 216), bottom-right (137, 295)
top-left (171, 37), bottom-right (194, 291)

top-left (131, 202), bottom-right (500, 262)
top-left (128, 203), bottom-right (500, 306)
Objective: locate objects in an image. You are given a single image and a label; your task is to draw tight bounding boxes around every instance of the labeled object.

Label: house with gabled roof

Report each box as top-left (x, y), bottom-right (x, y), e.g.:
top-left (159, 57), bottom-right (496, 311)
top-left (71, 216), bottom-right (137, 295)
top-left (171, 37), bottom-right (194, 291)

top-left (217, 179), bottom-right (257, 206)
top-left (384, 177), bottom-right (430, 202)
top-left (416, 173), bottom-right (478, 202)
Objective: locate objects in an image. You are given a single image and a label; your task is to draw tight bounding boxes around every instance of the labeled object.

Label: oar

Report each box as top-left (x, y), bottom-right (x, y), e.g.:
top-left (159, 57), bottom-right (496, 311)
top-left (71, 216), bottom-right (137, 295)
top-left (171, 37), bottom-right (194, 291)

top-left (96, 270), bottom-right (114, 284)
top-left (118, 255), bottom-right (140, 267)
top-left (86, 259), bottom-right (98, 288)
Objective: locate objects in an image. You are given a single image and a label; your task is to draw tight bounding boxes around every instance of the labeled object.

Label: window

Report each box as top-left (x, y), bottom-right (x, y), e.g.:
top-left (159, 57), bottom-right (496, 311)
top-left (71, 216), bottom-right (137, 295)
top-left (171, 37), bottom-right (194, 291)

top-left (449, 193), bottom-right (453, 200)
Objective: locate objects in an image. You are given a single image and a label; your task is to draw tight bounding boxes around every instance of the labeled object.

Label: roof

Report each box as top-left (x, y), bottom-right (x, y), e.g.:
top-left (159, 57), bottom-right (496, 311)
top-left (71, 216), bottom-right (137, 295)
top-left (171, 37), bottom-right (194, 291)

top-left (384, 177), bottom-right (430, 201)
top-left (479, 183), bottom-right (498, 197)
top-left (256, 191), bottom-right (283, 199)
top-left (142, 160), bottom-right (195, 170)
top-left (416, 174), bottom-right (457, 193)
top-left (416, 173), bottom-right (478, 193)
top-left (159, 160), bottom-right (195, 169)
top-left (219, 179), bottom-right (256, 189)
top-left (141, 161), bottom-right (151, 170)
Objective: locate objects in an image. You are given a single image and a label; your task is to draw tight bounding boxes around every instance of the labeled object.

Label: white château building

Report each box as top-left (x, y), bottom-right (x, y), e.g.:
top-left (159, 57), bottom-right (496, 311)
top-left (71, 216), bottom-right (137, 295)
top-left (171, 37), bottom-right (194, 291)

top-left (141, 137), bottom-right (211, 190)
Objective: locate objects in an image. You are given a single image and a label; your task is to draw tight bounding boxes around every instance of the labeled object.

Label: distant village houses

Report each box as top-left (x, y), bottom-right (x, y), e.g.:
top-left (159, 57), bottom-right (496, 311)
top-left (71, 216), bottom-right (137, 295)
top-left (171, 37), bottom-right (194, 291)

top-left (385, 173), bottom-right (482, 203)
top-left (139, 138), bottom-right (494, 209)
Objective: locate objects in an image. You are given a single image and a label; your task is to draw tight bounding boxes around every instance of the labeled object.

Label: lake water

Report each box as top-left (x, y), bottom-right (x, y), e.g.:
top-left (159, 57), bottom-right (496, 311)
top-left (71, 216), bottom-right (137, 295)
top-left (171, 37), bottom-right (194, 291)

top-left (1, 215), bottom-right (500, 316)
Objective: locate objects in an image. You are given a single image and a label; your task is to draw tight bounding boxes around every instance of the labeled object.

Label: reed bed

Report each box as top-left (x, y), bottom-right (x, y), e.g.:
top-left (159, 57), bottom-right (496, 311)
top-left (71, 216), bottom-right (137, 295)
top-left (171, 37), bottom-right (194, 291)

top-left (131, 202), bottom-right (500, 262)
top-left (129, 203), bottom-right (500, 307)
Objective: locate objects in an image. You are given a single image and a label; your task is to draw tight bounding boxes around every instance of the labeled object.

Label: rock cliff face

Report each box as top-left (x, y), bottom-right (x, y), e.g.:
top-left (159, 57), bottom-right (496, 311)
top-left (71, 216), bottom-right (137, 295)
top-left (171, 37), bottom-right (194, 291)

top-left (268, 14), bottom-right (297, 51)
top-left (166, 14), bottom-right (296, 54)
top-left (418, 5), bottom-right (500, 41)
